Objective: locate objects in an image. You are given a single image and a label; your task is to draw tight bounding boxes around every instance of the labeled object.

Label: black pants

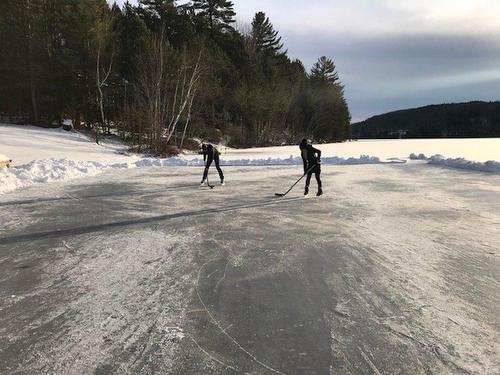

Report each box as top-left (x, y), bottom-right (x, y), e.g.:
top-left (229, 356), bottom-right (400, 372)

top-left (306, 164), bottom-right (322, 189)
top-left (203, 154), bottom-right (224, 181)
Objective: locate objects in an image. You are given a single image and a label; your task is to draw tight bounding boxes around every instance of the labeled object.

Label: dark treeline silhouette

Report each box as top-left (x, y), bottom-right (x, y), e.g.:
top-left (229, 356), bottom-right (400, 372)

top-left (0, 0), bottom-right (351, 154)
top-left (352, 101), bottom-right (500, 139)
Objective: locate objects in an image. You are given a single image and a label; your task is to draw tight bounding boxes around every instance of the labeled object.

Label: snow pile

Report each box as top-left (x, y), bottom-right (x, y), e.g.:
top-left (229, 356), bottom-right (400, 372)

top-left (0, 159), bottom-right (132, 194)
top-left (428, 155), bottom-right (500, 173)
top-left (409, 153), bottom-right (500, 173)
top-left (0, 154), bottom-right (399, 194)
top-left (136, 154), bottom-right (402, 167)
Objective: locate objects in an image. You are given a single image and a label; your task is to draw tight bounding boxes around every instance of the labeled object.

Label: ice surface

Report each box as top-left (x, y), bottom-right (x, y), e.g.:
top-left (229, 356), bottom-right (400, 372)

top-left (1, 164), bottom-right (498, 374)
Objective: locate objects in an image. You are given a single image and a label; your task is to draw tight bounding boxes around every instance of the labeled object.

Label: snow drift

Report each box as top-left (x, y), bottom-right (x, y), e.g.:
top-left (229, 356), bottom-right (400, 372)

top-left (410, 153), bottom-right (500, 173)
top-left (0, 155), bottom-right (401, 194)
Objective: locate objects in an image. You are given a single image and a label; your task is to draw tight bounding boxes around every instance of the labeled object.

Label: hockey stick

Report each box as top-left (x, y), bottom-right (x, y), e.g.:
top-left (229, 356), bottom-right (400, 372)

top-left (275, 164), bottom-right (317, 197)
top-left (206, 172), bottom-right (215, 189)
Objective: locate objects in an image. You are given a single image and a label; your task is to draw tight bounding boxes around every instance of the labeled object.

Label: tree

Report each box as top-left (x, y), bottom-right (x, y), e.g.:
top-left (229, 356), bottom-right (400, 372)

top-left (0, 0), bottom-right (352, 147)
top-left (138, 0), bottom-right (195, 47)
top-left (250, 12), bottom-right (283, 55)
top-left (310, 56), bottom-right (340, 86)
top-left (89, 5), bottom-right (117, 144)
top-left (115, 2), bottom-right (149, 80)
top-left (128, 29), bottom-right (202, 154)
top-left (191, 0), bottom-right (235, 35)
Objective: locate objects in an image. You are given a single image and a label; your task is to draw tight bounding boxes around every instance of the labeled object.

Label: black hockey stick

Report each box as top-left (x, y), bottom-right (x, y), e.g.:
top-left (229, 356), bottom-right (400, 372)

top-left (275, 164), bottom-right (317, 197)
top-left (206, 174), bottom-right (215, 189)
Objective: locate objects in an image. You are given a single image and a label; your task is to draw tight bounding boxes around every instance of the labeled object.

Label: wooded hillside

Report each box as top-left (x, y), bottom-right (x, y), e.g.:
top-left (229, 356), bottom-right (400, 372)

top-left (352, 101), bottom-right (500, 139)
top-left (0, 0), bottom-right (351, 153)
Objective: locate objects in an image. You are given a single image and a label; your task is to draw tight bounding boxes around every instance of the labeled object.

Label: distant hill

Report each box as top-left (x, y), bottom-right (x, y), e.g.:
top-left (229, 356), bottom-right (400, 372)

top-left (352, 101), bottom-right (500, 139)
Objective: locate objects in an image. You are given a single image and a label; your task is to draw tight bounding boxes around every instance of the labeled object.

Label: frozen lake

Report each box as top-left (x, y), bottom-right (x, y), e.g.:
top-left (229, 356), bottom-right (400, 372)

top-left (1, 164), bottom-right (498, 374)
top-left (214, 138), bottom-right (500, 163)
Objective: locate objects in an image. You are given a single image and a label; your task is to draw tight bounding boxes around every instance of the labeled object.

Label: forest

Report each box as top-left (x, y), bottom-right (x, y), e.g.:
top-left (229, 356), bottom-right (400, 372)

top-left (0, 0), bottom-right (351, 154)
top-left (352, 101), bottom-right (500, 139)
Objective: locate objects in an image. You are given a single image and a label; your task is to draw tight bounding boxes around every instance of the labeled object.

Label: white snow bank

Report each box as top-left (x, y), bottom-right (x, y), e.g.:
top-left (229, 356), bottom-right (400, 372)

top-left (136, 154), bottom-right (403, 167)
top-left (0, 159), bottom-right (127, 194)
top-left (0, 155), bottom-right (399, 194)
top-left (410, 153), bottom-right (500, 173)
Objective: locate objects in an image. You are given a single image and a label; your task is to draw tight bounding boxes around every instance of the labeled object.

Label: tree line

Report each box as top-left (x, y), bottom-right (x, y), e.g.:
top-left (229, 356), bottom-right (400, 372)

top-left (0, 0), bottom-right (351, 154)
top-left (352, 101), bottom-right (500, 139)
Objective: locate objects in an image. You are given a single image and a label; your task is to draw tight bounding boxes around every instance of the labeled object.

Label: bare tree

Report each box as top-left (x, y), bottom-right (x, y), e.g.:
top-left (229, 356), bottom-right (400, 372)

top-left (164, 50), bottom-right (202, 145)
top-left (129, 30), bottom-right (202, 155)
top-left (91, 12), bottom-right (115, 144)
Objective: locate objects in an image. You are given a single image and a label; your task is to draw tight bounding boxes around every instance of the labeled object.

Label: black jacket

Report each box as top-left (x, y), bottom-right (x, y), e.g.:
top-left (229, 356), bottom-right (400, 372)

top-left (305, 145), bottom-right (321, 164)
top-left (202, 144), bottom-right (219, 162)
top-left (300, 139), bottom-right (308, 166)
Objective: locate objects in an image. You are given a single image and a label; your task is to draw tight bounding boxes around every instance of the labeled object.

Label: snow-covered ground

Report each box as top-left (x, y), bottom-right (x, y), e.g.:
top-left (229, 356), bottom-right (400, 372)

top-left (1, 124), bottom-right (500, 194)
top-left (0, 124), bottom-right (138, 166)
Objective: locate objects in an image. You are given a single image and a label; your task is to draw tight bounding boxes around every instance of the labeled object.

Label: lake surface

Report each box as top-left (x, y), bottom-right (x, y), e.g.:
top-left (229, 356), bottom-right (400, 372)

top-left (214, 138), bottom-right (500, 162)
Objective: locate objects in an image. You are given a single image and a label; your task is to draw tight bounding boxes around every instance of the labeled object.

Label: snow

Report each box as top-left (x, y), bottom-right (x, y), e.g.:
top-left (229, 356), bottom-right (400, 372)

top-left (0, 155), bottom-right (396, 194)
top-left (0, 154), bottom-right (10, 162)
top-left (0, 124), bottom-right (138, 166)
top-left (410, 153), bottom-right (500, 173)
top-left (0, 159), bottom-right (128, 194)
top-left (210, 138), bottom-right (500, 163)
top-left (1, 123), bottom-right (500, 194)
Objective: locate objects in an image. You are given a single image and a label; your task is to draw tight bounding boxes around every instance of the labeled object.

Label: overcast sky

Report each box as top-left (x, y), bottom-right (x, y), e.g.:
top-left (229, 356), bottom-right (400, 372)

top-left (113, 0), bottom-right (500, 121)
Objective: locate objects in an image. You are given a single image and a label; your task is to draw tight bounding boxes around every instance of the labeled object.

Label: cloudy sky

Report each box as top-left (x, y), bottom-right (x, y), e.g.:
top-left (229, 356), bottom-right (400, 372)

top-left (114, 0), bottom-right (500, 121)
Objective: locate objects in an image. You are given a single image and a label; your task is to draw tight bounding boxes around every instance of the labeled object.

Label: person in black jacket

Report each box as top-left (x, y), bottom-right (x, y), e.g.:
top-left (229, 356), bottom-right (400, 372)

top-left (304, 143), bottom-right (323, 196)
top-left (201, 144), bottom-right (224, 185)
top-left (299, 138), bottom-right (309, 174)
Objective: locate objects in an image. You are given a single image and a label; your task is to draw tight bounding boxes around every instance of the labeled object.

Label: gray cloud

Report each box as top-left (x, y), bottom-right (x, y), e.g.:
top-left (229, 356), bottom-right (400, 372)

top-left (281, 32), bottom-right (500, 120)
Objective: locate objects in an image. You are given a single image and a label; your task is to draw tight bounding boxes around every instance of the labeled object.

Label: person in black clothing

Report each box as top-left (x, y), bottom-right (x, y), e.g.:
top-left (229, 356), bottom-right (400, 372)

top-left (299, 138), bottom-right (309, 174)
top-left (304, 143), bottom-right (323, 196)
top-left (201, 144), bottom-right (224, 185)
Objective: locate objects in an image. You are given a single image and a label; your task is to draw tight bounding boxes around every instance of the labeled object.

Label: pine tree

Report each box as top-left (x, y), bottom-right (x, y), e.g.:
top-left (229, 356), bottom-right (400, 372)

top-left (191, 0), bottom-right (235, 34)
top-left (116, 2), bottom-right (149, 79)
top-left (138, 0), bottom-right (194, 46)
top-left (251, 12), bottom-right (283, 55)
top-left (310, 56), bottom-right (340, 86)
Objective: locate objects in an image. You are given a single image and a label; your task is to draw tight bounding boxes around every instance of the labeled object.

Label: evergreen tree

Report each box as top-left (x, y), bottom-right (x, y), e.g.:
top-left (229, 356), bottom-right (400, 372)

top-left (310, 56), bottom-right (340, 86)
top-left (250, 12), bottom-right (283, 55)
top-left (116, 2), bottom-right (149, 79)
top-left (191, 0), bottom-right (235, 34)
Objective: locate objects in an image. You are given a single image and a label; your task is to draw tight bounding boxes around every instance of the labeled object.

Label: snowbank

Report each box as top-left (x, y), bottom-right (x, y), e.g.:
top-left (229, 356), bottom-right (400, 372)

top-left (0, 155), bottom-right (400, 194)
top-left (0, 159), bottom-right (121, 194)
top-left (136, 154), bottom-right (402, 167)
top-left (410, 153), bottom-right (500, 173)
